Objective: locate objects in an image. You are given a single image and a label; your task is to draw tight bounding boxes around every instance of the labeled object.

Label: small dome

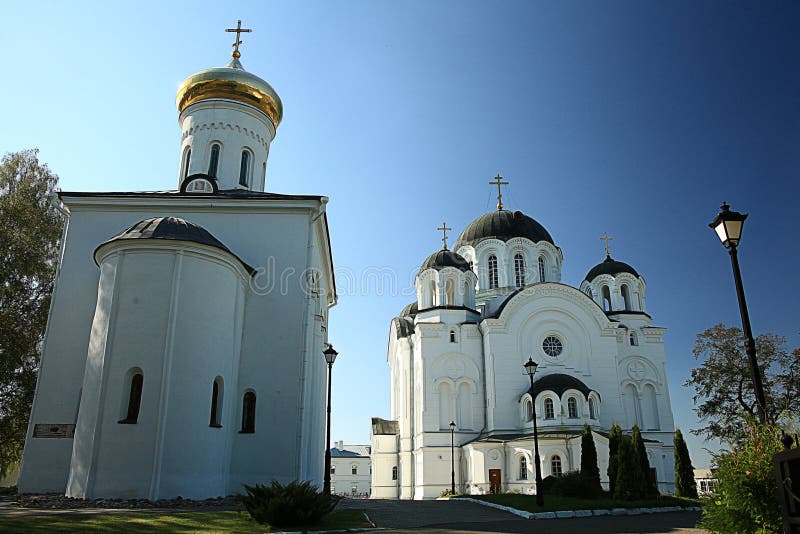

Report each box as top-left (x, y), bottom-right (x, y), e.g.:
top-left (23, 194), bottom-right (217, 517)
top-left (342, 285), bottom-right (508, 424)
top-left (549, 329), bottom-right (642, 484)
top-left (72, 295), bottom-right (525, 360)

top-left (96, 217), bottom-right (254, 275)
top-left (399, 301), bottom-right (418, 318)
top-left (455, 210), bottom-right (555, 249)
top-left (420, 249), bottom-right (471, 273)
top-left (584, 255), bottom-right (639, 282)
top-left (176, 58), bottom-right (283, 128)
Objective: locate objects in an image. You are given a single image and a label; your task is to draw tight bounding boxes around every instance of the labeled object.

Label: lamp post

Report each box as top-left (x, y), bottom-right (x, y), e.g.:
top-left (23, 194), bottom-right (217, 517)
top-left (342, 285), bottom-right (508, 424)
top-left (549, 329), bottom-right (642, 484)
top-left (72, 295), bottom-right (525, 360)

top-left (709, 202), bottom-right (767, 424)
top-left (322, 344), bottom-right (338, 496)
top-left (524, 357), bottom-right (544, 506)
top-left (449, 420), bottom-right (456, 494)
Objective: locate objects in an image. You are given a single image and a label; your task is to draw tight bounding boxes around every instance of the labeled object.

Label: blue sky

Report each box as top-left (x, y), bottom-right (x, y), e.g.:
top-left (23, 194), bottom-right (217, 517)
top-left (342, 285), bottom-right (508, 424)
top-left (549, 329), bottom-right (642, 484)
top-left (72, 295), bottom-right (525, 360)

top-left (2, 1), bottom-right (798, 468)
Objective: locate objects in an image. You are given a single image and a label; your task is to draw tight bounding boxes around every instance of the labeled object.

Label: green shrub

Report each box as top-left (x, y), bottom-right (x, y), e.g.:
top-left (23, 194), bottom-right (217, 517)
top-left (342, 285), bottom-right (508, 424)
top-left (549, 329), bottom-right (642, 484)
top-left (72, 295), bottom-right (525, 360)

top-left (439, 488), bottom-right (457, 498)
top-left (614, 435), bottom-right (645, 500)
top-left (632, 425), bottom-right (659, 497)
top-left (700, 423), bottom-right (783, 534)
top-left (238, 480), bottom-right (336, 527)
top-left (674, 428), bottom-right (697, 499)
top-left (539, 475), bottom-right (558, 493)
top-left (580, 424), bottom-right (602, 495)
top-left (607, 423), bottom-right (622, 494)
top-left (551, 471), bottom-right (602, 499)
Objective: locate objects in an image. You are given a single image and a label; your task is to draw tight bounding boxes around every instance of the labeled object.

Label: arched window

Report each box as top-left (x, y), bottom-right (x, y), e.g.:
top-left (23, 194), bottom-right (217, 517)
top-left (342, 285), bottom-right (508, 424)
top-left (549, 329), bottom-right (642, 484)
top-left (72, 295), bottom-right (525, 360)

top-left (208, 143), bottom-right (220, 177)
top-left (182, 147), bottom-right (191, 179)
top-left (445, 278), bottom-right (455, 306)
top-left (438, 382), bottom-right (453, 429)
top-left (630, 331), bottom-right (638, 346)
top-left (538, 256), bottom-right (546, 282)
top-left (262, 162), bottom-right (267, 184)
top-left (120, 370), bottom-right (143, 424)
top-left (488, 255), bottom-right (498, 289)
top-left (392, 466), bottom-right (398, 480)
top-left (514, 253), bottom-right (525, 287)
top-left (624, 383), bottom-right (641, 428)
top-left (621, 284), bottom-right (631, 310)
top-left (457, 382), bottom-right (472, 430)
top-left (186, 177), bottom-right (214, 193)
top-left (551, 455), bottom-right (563, 476)
top-left (210, 377), bottom-right (223, 427)
top-left (239, 150), bottom-right (251, 186)
top-left (568, 397), bottom-right (578, 418)
top-left (519, 456), bottom-right (528, 480)
top-left (430, 280), bottom-right (437, 308)
top-left (352, 464), bottom-right (358, 475)
top-left (586, 286), bottom-right (593, 299)
top-left (241, 391), bottom-right (256, 433)
top-left (544, 398), bottom-right (555, 419)
top-left (450, 330), bottom-right (456, 343)
top-left (602, 286), bottom-right (612, 311)
top-left (638, 292), bottom-right (644, 311)
top-left (330, 465), bottom-right (336, 474)
top-left (644, 384), bottom-right (660, 430)
top-left (589, 397), bottom-right (596, 419)
top-left (524, 398), bottom-right (533, 422)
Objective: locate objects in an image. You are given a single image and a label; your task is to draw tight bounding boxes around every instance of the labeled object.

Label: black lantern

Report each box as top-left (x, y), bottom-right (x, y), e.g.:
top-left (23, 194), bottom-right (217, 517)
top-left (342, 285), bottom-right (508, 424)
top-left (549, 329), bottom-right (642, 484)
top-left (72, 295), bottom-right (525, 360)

top-left (709, 202), bottom-right (747, 249)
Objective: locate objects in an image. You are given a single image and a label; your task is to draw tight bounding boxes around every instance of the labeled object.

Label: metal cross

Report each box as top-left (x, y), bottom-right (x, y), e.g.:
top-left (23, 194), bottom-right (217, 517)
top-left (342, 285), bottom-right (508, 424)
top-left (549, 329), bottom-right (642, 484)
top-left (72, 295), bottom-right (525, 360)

top-left (489, 173), bottom-right (509, 211)
top-left (600, 232), bottom-right (613, 257)
top-left (225, 20), bottom-right (252, 58)
top-left (437, 222), bottom-right (452, 250)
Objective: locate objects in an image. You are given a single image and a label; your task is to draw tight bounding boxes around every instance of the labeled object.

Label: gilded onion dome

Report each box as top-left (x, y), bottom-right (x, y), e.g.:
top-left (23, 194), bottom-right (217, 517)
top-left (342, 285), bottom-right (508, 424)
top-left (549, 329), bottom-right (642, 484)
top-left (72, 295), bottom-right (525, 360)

top-left (176, 57), bottom-right (283, 129)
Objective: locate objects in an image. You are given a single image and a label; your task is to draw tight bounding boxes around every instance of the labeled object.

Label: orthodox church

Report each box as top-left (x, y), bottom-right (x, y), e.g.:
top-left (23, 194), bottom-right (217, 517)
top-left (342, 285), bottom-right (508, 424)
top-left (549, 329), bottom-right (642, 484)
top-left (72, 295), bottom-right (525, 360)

top-left (371, 181), bottom-right (676, 499)
top-left (17, 24), bottom-right (337, 500)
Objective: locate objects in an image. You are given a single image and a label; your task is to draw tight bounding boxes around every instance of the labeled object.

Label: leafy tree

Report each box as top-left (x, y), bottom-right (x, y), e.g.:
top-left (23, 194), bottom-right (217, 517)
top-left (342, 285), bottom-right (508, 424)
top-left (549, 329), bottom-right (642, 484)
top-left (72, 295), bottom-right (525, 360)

top-left (0, 149), bottom-right (62, 478)
top-left (674, 428), bottom-right (697, 499)
top-left (686, 324), bottom-right (800, 444)
top-left (607, 423), bottom-right (622, 494)
top-left (631, 425), bottom-right (658, 496)
top-left (614, 435), bottom-right (644, 500)
top-left (579, 424), bottom-right (601, 495)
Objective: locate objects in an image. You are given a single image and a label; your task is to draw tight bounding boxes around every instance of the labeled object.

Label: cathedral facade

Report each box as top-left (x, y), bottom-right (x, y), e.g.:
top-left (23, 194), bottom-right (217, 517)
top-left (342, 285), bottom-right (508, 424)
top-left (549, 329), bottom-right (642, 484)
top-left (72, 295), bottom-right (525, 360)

top-left (18, 30), bottom-right (336, 500)
top-left (371, 203), bottom-right (676, 499)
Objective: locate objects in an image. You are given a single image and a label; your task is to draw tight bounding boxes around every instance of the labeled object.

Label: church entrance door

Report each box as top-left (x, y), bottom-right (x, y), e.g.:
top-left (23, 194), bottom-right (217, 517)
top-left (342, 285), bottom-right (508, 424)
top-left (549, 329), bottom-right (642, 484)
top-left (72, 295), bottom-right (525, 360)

top-left (489, 469), bottom-right (501, 494)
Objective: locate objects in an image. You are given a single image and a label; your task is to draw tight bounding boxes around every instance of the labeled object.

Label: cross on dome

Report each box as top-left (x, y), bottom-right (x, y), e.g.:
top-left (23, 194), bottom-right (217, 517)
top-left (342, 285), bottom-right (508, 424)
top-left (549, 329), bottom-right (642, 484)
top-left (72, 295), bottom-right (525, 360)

top-left (225, 19), bottom-right (252, 59)
top-left (489, 173), bottom-right (509, 211)
top-left (600, 232), bottom-right (613, 257)
top-left (437, 221), bottom-right (452, 250)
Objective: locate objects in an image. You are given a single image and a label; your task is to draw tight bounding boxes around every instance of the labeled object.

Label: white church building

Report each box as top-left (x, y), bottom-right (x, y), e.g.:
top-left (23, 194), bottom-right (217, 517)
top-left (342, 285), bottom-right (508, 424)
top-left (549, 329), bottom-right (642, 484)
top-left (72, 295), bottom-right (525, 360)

top-left (371, 192), bottom-right (676, 499)
top-left (17, 26), bottom-right (337, 500)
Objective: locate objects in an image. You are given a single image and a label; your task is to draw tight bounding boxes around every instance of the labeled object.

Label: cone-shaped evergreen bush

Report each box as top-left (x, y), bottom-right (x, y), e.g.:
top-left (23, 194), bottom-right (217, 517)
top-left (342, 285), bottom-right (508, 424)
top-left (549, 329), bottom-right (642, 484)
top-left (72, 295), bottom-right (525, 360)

top-left (607, 423), bottom-right (622, 494)
top-left (614, 435), bottom-right (644, 500)
top-left (632, 425), bottom-right (659, 496)
top-left (579, 424), bottom-right (602, 496)
top-left (673, 429), bottom-right (697, 498)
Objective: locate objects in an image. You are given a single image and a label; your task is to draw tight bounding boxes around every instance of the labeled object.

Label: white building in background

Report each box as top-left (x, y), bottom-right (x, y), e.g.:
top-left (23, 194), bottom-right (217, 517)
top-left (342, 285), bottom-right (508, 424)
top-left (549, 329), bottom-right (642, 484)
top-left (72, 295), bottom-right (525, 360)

top-left (330, 441), bottom-right (371, 497)
top-left (372, 200), bottom-right (677, 499)
top-left (17, 27), bottom-right (337, 500)
top-left (694, 468), bottom-right (717, 495)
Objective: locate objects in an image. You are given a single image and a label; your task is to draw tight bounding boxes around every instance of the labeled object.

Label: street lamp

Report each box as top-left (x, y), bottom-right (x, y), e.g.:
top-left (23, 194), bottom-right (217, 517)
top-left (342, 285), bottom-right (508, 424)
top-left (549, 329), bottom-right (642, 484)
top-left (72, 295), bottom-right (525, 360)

top-left (709, 202), bottom-right (767, 423)
top-left (524, 357), bottom-right (544, 506)
top-left (322, 344), bottom-right (338, 496)
top-left (449, 420), bottom-right (456, 494)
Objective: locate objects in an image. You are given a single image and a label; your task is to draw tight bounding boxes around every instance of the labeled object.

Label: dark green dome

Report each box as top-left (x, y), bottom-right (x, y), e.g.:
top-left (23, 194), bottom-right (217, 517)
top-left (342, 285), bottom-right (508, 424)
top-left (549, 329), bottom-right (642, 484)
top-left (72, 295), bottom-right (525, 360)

top-left (454, 210), bottom-right (555, 249)
top-left (420, 249), bottom-right (471, 272)
top-left (584, 255), bottom-right (639, 282)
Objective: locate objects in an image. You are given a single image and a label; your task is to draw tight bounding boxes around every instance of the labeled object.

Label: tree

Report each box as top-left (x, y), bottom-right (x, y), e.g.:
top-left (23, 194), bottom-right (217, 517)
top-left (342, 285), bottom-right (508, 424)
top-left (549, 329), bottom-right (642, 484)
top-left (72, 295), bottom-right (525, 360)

top-left (685, 324), bottom-right (800, 444)
top-left (631, 425), bottom-right (658, 496)
top-left (614, 435), bottom-right (644, 501)
top-left (579, 424), bottom-right (601, 495)
top-left (673, 429), bottom-right (697, 499)
top-left (0, 149), bottom-right (62, 478)
top-left (607, 423), bottom-right (622, 494)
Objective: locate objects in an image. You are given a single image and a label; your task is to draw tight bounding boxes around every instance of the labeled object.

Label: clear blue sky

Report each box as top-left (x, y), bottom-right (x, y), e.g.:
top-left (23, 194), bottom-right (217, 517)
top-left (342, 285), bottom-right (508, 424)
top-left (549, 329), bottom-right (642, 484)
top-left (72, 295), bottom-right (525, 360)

top-left (2, 1), bottom-right (798, 468)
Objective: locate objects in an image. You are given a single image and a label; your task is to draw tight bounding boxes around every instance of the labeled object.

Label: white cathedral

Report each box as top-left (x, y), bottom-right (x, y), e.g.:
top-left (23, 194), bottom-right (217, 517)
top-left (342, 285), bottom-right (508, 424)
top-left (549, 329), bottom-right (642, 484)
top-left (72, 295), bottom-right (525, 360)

top-left (371, 190), bottom-right (677, 499)
top-left (17, 26), bottom-right (337, 500)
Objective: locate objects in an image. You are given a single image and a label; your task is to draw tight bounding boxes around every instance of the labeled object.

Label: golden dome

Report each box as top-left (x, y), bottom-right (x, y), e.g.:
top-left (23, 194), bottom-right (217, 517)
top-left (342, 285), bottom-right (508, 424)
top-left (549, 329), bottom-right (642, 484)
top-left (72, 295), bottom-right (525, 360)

top-left (176, 59), bottom-right (283, 128)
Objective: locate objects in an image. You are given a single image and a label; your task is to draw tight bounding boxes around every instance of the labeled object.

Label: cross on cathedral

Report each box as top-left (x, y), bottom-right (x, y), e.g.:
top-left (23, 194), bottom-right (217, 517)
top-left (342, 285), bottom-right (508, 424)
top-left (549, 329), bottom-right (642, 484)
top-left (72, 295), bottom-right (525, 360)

top-left (225, 19), bottom-right (252, 59)
top-left (489, 174), bottom-right (509, 211)
top-left (600, 232), bottom-right (613, 257)
top-left (437, 222), bottom-right (452, 250)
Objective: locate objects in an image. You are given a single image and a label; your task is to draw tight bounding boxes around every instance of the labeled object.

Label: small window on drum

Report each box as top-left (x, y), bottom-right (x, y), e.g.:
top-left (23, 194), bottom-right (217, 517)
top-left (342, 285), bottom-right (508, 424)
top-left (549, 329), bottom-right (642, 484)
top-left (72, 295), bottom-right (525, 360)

top-left (186, 177), bottom-right (214, 193)
top-left (542, 336), bottom-right (563, 357)
top-left (239, 150), bottom-right (251, 187)
top-left (208, 143), bottom-right (221, 178)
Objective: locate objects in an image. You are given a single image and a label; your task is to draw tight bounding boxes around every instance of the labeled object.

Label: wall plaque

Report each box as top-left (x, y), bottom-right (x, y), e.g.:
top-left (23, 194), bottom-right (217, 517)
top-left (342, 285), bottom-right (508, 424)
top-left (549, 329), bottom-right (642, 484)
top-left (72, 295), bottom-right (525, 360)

top-left (33, 424), bottom-right (75, 438)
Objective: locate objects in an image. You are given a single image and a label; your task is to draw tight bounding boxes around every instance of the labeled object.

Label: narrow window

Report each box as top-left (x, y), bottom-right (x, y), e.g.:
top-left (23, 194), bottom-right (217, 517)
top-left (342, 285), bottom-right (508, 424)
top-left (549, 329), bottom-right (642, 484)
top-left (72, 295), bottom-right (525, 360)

top-left (392, 466), bottom-right (398, 480)
top-left (544, 398), bottom-right (555, 419)
top-left (450, 330), bottom-right (456, 343)
top-left (262, 162), bottom-right (267, 184)
top-left (519, 456), bottom-right (528, 480)
top-left (331, 465), bottom-right (336, 474)
top-left (121, 372), bottom-right (143, 424)
top-left (210, 377), bottom-right (223, 427)
top-left (586, 286), bottom-right (593, 299)
top-left (445, 278), bottom-right (455, 306)
top-left (351, 484), bottom-right (358, 495)
top-left (430, 280), bottom-right (437, 307)
top-left (524, 399), bottom-right (533, 422)
top-left (239, 150), bottom-right (251, 186)
top-left (352, 464), bottom-right (358, 475)
top-left (551, 455), bottom-right (563, 476)
top-left (630, 331), bottom-right (638, 346)
top-left (538, 256), bottom-right (546, 282)
top-left (602, 286), bottom-right (612, 311)
top-left (182, 148), bottom-right (191, 179)
top-left (568, 397), bottom-right (578, 418)
top-left (589, 398), bottom-right (596, 419)
top-left (514, 253), bottom-right (525, 287)
top-left (241, 391), bottom-right (256, 433)
top-left (488, 255), bottom-right (498, 289)
top-left (621, 284), bottom-right (631, 310)
top-left (208, 143), bottom-right (220, 177)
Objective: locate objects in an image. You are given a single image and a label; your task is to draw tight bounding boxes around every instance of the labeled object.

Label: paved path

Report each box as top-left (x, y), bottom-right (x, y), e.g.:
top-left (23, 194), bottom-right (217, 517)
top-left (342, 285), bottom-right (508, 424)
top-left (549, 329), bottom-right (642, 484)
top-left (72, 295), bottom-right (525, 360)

top-left (339, 499), bottom-right (707, 533)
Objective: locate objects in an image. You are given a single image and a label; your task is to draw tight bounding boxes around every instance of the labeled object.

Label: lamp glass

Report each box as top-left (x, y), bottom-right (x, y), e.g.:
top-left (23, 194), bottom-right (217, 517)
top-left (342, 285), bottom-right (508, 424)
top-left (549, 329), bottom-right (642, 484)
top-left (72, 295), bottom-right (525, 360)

top-left (524, 357), bottom-right (538, 376)
top-left (323, 346), bottom-right (338, 365)
top-left (449, 420), bottom-right (456, 431)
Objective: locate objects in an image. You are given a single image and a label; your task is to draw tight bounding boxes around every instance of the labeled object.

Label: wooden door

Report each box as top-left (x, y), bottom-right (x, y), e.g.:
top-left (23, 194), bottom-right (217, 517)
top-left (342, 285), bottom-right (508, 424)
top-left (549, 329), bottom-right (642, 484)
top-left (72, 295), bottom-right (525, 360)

top-left (489, 469), bottom-right (501, 494)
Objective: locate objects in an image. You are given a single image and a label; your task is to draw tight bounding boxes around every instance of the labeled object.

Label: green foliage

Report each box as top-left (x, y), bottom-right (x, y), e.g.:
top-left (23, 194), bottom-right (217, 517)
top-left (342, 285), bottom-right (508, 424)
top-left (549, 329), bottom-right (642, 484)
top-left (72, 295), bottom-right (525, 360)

top-left (614, 435), bottom-right (645, 500)
top-left (550, 471), bottom-right (601, 499)
top-left (439, 488), bottom-right (457, 497)
top-left (700, 423), bottom-right (783, 534)
top-left (0, 149), bottom-right (62, 478)
top-left (686, 324), bottom-right (800, 444)
top-left (238, 480), bottom-right (336, 527)
top-left (632, 425), bottom-right (658, 497)
top-left (539, 475), bottom-right (558, 494)
top-left (673, 428), bottom-right (697, 499)
top-left (579, 424), bottom-right (602, 495)
top-left (607, 423), bottom-right (622, 494)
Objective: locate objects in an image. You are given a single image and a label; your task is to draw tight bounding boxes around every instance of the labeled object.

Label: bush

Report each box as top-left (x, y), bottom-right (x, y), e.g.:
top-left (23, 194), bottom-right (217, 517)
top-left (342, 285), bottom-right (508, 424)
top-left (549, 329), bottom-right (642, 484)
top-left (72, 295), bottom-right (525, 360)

top-left (238, 480), bottom-right (336, 527)
top-left (580, 424), bottom-right (602, 495)
top-left (607, 423), bottom-right (622, 494)
top-left (614, 435), bottom-right (645, 500)
top-left (550, 471), bottom-right (602, 499)
top-left (674, 428), bottom-right (697, 499)
top-left (439, 488), bottom-right (457, 497)
top-left (700, 423), bottom-right (783, 534)
top-left (539, 475), bottom-right (558, 494)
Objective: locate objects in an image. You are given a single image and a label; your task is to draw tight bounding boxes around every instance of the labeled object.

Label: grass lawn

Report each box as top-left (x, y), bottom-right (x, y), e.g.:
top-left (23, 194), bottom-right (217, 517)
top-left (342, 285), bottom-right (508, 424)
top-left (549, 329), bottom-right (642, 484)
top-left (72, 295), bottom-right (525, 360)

top-left (0, 508), bottom-right (370, 533)
top-left (459, 494), bottom-right (700, 514)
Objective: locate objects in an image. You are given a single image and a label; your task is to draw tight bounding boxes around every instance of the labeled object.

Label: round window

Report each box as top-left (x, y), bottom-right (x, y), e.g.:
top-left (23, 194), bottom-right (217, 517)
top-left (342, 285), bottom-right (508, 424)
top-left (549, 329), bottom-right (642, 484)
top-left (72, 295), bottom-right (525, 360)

top-left (542, 336), bottom-right (563, 357)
